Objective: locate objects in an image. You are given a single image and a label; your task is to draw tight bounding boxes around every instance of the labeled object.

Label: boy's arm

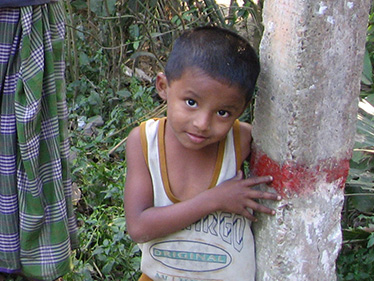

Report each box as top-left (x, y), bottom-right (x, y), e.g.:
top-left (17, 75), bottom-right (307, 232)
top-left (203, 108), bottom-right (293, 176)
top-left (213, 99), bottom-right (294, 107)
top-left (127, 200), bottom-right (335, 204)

top-left (124, 126), bottom-right (280, 243)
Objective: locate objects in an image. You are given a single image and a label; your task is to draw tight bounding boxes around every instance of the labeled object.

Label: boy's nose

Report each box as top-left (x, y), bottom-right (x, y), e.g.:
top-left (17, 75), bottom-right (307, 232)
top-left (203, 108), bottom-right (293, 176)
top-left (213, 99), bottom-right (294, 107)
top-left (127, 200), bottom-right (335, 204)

top-left (192, 112), bottom-right (211, 132)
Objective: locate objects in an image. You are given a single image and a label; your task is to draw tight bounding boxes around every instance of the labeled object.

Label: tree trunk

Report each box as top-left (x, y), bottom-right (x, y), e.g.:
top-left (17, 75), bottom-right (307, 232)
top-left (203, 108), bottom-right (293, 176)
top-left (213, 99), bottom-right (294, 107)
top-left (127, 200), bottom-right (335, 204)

top-left (250, 1), bottom-right (370, 280)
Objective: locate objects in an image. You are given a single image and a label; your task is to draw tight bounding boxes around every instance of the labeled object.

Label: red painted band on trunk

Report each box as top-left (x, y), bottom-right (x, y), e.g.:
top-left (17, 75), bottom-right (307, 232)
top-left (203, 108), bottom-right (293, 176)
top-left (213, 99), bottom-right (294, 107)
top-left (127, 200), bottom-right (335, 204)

top-left (250, 145), bottom-right (350, 197)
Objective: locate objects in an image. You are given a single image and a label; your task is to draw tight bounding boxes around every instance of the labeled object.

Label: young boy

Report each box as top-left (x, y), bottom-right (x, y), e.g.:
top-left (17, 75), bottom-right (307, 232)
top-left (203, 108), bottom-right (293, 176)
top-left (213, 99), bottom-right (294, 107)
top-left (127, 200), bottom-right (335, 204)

top-left (124, 26), bottom-right (281, 281)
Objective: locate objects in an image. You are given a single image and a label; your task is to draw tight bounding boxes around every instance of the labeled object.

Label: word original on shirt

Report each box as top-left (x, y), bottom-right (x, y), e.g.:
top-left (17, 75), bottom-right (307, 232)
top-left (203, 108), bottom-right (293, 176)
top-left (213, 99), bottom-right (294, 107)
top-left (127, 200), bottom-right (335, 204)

top-left (150, 240), bottom-right (231, 272)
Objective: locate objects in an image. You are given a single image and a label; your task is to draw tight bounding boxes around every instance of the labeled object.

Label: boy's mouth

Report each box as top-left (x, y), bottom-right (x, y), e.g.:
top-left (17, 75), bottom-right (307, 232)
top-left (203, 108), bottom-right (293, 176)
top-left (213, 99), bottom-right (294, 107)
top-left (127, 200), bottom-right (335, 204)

top-left (186, 132), bottom-right (208, 144)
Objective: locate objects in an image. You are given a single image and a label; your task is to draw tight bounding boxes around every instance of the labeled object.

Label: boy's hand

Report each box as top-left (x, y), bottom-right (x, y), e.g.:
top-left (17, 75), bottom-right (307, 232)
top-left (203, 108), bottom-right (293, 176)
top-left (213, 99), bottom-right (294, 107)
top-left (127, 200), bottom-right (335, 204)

top-left (212, 170), bottom-right (281, 222)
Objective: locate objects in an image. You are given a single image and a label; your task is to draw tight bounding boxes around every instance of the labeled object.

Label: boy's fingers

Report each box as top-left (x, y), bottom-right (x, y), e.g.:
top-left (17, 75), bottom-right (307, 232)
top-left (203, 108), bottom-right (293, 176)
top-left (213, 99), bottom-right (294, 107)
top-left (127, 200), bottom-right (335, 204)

top-left (259, 191), bottom-right (282, 201)
top-left (243, 176), bottom-right (283, 200)
top-left (244, 175), bottom-right (273, 186)
top-left (243, 204), bottom-right (275, 221)
top-left (245, 201), bottom-right (277, 217)
top-left (235, 170), bottom-right (243, 180)
top-left (242, 209), bottom-right (257, 222)
top-left (247, 189), bottom-right (282, 201)
top-left (251, 203), bottom-right (276, 215)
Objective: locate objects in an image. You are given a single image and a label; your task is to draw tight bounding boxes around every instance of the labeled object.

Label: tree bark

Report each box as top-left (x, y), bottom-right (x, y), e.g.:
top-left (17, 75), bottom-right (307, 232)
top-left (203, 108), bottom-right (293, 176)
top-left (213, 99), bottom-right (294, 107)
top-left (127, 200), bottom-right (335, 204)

top-left (251, 1), bottom-right (370, 280)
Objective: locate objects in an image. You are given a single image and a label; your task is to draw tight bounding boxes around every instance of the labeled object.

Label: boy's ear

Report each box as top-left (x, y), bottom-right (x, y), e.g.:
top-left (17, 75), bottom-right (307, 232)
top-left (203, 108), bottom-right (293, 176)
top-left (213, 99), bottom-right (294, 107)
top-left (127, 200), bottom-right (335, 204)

top-left (156, 73), bottom-right (168, 101)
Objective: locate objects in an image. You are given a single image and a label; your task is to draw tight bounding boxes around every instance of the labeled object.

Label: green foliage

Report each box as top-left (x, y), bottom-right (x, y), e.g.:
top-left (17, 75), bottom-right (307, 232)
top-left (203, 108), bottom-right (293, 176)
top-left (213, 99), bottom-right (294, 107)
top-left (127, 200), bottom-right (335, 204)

top-left (336, 4), bottom-right (374, 280)
top-left (66, 75), bottom-right (161, 279)
top-left (337, 247), bottom-right (374, 281)
top-left (66, 208), bottom-right (141, 281)
top-left (337, 212), bottom-right (374, 280)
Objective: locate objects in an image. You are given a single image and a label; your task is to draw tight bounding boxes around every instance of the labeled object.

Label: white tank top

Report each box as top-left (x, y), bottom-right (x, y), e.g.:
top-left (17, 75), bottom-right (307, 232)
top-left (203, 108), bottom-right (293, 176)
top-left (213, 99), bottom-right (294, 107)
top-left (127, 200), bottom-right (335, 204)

top-left (138, 117), bottom-right (255, 281)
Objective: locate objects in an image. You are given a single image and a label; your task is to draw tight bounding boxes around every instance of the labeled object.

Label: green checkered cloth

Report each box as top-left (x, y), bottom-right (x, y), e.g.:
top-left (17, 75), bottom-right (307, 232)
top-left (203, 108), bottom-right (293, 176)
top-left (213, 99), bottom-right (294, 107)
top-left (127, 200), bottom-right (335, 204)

top-left (0, 2), bottom-right (78, 280)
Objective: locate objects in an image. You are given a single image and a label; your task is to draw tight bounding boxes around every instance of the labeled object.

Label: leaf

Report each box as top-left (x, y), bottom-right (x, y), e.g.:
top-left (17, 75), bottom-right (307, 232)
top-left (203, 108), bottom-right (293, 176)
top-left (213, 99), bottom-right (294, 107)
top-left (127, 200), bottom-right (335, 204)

top-left (149, 0), bottom-right (158, 7)
top-left (351, 150), bottom-right (366, 164)
top-left (130, 51), bottom-right (157, 61)
top-left (92, 247), bottom-right (104, 256)
top-left (79, 52), bottom-right (90, 66)
top-left (365, 95), bottom-right (374, 107)
top-left (71, 0), bottom-right (87, 10)
top-left (76, 25), bottom-right (85, 41)
top-left (102, 260), bottom-right (115, 275)
top-left (116, 89), bottom-right (131, 98)
top-left (368, 233), bottom-right (374, 248)
top-left (106, 0), bottom-right (117, 16)
top-left (88, 90), bottom-right (102, 106)
top-left (362, 48), bottom-right (373, 85)
top-left (342, 227), bottom-right (370, 241)
top-left (348, 186), bottom-right (374, 212)
top-left (133, 40), bottom-right (140, 50)
top-left (90, 0), bottom-right (103, 16)
top-left (113, 217), bottom-right (127, 229)
top-left (129, 24), bottom-right (140, 39)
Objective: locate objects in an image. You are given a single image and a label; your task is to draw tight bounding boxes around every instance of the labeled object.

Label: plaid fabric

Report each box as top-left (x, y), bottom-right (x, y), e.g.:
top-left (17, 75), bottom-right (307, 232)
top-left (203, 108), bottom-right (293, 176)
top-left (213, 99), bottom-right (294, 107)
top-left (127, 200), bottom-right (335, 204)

top-left (0, 1), bottom-right (53, 8)
top-left (0, 2), bottom-right (78, 280)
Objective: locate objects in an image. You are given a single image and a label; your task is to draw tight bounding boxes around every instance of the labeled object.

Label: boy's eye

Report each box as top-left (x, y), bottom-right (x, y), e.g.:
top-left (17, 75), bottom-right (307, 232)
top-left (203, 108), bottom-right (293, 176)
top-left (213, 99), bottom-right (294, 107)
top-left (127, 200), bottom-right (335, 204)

top-left (186, 99), bottom-right (197, 108)
top-left (217, 110), bottom-right (230, 118)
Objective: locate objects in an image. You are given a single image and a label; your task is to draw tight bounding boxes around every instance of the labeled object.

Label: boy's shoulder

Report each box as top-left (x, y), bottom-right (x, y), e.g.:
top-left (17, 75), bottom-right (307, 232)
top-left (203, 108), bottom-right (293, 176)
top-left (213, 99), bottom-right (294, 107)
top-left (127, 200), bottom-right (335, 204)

top-left (126, 124), bottom-right (145, 155)
top-left (238, 121), bottom-right (252, 140)
top-left (126, 118), bottom-right (162, 156)
top-left (237, 121), bottom-right (252, 162)
top-left (127, 125), bottom-right (141, 142)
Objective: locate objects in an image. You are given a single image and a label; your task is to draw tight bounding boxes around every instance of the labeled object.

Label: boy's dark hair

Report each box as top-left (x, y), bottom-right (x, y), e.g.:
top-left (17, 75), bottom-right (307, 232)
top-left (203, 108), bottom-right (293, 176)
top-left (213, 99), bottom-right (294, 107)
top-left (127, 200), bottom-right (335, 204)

top-left (164, 26), bottom-right (260, 103)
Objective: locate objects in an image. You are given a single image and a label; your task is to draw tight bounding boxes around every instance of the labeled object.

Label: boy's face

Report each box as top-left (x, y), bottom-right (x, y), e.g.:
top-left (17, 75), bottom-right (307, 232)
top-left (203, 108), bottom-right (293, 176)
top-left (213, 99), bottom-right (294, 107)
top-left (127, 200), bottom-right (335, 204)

top-left (157, 67), bottom-right (247, 150)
